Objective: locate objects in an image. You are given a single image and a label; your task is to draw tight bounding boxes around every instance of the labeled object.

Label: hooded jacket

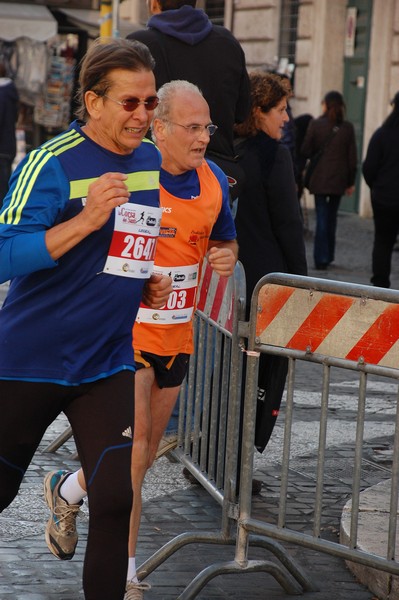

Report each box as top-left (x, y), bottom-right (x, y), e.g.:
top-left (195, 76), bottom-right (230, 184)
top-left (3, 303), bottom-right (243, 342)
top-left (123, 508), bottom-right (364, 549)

top-left (128, 6), bottom-right (250, 156)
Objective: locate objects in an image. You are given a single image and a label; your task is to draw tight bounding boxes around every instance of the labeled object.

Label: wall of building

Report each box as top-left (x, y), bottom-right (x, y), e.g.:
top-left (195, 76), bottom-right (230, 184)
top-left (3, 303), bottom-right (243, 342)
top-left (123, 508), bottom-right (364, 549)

top-left (230, 0), bottom-right (399, 217)
top-left (293, 0), bottom-right (346, 118)
top-left (232, 0), bottom-right (281, 70)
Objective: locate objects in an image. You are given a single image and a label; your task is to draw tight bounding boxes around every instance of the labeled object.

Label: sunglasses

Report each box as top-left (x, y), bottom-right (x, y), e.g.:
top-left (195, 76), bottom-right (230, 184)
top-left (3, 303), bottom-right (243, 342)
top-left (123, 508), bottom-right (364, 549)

top-left (103, 94), bottom-right (159, 112)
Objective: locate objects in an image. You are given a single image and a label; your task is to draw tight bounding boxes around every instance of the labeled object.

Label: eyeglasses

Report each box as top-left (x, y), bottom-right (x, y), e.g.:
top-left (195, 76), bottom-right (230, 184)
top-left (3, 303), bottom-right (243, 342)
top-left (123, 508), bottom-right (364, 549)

top-left (103, 94), bottom-right (159, 112)
top-left (166, 121), bottom-right (218, 136)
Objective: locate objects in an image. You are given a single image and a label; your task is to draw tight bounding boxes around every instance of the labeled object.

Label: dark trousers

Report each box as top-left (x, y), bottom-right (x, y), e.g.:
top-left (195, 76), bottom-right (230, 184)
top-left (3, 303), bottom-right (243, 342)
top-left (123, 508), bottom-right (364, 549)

top-left (0, 157), bottom-right (12, 207)
top-left (0, 371), bottom-right (134, 600)
top-left (314, 194), bottom-right (341, 267)
top-left (235, 351), bottom-right (287, 495)
top-left (371, 201), bottom-right (399, 288)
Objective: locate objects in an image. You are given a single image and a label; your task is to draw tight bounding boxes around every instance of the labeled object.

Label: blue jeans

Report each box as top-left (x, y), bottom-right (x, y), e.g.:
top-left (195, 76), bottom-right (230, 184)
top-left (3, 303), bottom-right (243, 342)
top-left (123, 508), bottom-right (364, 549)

top-left (314, 194), bottom-right (341, 267)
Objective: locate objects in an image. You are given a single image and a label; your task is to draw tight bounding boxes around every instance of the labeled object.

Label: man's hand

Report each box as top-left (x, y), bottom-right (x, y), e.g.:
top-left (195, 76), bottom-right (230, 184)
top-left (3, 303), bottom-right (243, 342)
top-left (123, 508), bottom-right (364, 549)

top-left (142, 272), bottom-right (173, 308)
top-left (81, 172), bottom-right (130, 232)
top-left (45, 172), bottom-right (131, 261)
top-left (207, 246), bottom-right (237, 277)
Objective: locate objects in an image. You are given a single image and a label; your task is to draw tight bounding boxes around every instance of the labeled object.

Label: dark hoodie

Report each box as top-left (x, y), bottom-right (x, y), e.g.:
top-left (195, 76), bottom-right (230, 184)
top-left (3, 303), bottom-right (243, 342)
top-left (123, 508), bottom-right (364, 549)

top-left (128, 5), bottom-right (250, 156)
top-left (148, 5), bottom-right (212, 45)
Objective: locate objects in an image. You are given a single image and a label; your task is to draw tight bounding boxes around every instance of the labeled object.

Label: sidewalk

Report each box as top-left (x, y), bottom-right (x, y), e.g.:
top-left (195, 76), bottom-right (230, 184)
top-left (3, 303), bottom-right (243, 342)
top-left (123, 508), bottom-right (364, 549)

top-left (0, 208), bottom-right (398, 599)
top-left (1, 421), bottom-right (388, 600)
top-left (138, 440), bottom-right (393, 600)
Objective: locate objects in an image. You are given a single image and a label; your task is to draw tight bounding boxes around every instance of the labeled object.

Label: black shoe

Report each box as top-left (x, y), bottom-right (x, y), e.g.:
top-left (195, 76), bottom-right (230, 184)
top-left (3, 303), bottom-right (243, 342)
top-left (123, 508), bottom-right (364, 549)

top-left (182, 467), bottom-right (198, 485)
top-left (315, 263), bottom-right (328, 270)
top-left (251, 478), bottom-right (262, 495)
top-left (236, 477), bottom-right (264, 496)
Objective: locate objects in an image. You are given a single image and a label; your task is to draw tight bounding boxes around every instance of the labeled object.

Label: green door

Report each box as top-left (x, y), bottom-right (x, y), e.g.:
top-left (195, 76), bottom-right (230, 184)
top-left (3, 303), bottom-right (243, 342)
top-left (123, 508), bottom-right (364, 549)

top-left (341, 0), bottom-right (373, 212)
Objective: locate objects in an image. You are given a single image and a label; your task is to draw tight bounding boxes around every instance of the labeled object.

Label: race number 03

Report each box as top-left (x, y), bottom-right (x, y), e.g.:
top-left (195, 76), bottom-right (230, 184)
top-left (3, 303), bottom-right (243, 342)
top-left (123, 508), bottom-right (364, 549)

top-left (166, 290), bottom-right (187, 310)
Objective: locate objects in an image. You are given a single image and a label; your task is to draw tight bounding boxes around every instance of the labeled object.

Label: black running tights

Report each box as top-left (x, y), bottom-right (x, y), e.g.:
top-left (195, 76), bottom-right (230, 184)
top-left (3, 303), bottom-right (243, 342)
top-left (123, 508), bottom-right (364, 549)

top-left (0, 371), bottom-right (135, 600)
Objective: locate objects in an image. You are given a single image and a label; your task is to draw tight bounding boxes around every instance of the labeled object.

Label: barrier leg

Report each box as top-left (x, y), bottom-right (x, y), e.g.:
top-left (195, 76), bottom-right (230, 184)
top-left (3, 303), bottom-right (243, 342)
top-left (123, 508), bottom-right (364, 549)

top-left (137, 531), bottom-right (233, 580)
top-left (42, 425), bottom-right (73, 453)
top-left (137, 529), bottom-right (316, 597)
top-left (248, 535), bottom-right (318, 592)
top-left (177, 559), bottom-right (303, 599)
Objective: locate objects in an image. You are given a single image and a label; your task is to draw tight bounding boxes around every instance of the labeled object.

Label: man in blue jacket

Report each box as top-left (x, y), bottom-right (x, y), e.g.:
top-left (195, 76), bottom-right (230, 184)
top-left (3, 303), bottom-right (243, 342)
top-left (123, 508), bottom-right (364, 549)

top-left (0, 38), bottom-right (172, 600)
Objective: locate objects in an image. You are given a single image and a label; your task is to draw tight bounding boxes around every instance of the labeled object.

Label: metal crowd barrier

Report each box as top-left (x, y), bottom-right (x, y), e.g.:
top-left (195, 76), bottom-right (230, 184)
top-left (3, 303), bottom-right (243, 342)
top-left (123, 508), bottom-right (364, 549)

top-left (137, 266), bottom-right (315, 597)
top-left (44, 265), bottom-right (399, 599)
top-left (236, 274), bottom-right (399, 589)
top-left (43, 425), bottom-right (73, 454)
top-left (138, 271), bottom-right (399, 599)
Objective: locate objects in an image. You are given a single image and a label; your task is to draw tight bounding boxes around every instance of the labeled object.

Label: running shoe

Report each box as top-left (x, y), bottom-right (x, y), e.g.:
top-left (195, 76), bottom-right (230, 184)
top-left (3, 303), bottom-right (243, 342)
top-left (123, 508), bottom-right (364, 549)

top-left (124, 580), bottom-right (151, 600)
top-left (44, 470), bottom-right (81, 560)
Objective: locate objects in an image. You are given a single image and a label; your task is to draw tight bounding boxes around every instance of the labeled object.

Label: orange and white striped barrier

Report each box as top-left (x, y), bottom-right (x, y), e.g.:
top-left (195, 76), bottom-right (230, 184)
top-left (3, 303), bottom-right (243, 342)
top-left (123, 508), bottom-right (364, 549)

top-left (196, 260), bottom-right (240, 333)
top-left (255, 283), bottom-right (399, 369)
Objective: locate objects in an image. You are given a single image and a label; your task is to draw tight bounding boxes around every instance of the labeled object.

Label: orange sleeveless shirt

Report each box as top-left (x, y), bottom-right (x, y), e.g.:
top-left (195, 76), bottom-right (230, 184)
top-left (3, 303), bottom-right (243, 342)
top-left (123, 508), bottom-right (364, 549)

top-left (134, 161), bottom-right (223, 355)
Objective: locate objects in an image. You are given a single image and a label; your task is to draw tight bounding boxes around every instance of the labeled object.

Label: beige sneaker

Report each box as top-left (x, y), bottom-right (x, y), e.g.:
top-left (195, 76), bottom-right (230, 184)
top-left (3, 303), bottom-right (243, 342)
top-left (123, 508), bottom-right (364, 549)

top-left (155, 434), bottom-right (178, 459)
top-left (44, 470), bottom-right (82, 560)
top-left (124, 580), bottom-right (151, 600)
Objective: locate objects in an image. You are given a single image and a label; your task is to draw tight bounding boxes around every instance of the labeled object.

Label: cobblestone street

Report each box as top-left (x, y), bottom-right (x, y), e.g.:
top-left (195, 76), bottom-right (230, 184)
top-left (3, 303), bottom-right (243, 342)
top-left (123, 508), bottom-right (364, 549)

top-left (0, 208), bottom-right (398, 599)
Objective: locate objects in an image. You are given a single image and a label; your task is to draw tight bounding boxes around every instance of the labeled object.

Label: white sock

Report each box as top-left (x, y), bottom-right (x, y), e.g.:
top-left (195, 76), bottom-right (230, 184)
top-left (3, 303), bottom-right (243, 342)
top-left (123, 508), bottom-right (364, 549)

top-left (127, 557), bottom-right (138, 583)
top-left (59, 471), bottom-right (87, 505)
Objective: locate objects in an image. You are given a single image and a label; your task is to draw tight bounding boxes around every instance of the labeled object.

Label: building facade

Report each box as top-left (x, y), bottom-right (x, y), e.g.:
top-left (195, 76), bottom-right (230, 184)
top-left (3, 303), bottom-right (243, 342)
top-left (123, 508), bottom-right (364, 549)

top-left (232, 0), bottom-right (398, 217)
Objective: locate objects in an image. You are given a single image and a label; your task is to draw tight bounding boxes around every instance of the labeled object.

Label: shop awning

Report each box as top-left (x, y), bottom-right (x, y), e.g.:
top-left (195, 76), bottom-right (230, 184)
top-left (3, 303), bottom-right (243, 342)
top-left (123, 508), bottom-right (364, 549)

top-left (58, 8), bottom-right (140, 39)
top-left (0, 3), bottom-right (57, 42)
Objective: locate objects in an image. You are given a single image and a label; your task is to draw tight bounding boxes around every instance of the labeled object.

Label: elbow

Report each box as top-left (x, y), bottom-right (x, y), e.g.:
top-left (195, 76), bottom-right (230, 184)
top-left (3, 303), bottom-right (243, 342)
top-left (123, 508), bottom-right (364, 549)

top-left (0, 231), bottom-right (57, 281)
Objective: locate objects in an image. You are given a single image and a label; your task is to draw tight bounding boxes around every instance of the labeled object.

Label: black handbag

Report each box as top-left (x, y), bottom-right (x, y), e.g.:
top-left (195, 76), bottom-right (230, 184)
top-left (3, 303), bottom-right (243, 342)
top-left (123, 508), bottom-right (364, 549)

top-left (205, 148), bottom-right (246, 204)
top-left (303, 125), bottom-right (339, 190)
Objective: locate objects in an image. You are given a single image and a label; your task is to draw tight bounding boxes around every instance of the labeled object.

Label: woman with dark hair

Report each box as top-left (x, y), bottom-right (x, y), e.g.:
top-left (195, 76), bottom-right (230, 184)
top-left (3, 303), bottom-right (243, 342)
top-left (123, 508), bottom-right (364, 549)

top-left (301, 90), bottom-right (357, 270)
top-left (363, 92), bottom-right (399, 288)
top-left (234, 71), bottom-right (307, 455)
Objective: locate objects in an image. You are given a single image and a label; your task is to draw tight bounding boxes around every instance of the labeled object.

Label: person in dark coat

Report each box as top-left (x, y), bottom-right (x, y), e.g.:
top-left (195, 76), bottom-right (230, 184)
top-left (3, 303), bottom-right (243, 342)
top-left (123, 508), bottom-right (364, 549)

top-left (0, 61), bottom-right (19, 206)
top-left (234, 71), bottom-right (307, 454)
top-left (362, 92), bottom-right (399, 288)
top-left (301, 91), bottom-right (357, 270)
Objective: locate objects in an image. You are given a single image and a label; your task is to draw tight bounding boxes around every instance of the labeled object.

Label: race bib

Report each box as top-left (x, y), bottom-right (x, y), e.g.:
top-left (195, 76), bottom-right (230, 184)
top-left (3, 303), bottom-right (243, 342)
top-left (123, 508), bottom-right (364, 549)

top-left (136, 263), bottom-right (199, 324)
top-left (103, 202), bottom-right (162, 278)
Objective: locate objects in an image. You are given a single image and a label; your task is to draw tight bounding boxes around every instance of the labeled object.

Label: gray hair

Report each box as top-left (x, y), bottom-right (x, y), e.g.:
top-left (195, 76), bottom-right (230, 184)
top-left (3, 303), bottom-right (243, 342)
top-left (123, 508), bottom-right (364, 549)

top-left (151, 80), bottom-right (203, 131)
